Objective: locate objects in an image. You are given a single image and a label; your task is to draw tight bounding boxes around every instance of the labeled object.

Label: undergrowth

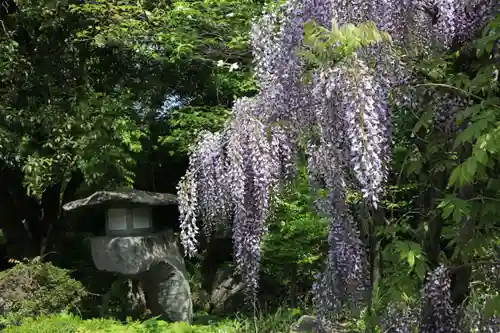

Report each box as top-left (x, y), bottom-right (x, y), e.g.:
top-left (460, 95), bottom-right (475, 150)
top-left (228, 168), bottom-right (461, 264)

top-left (0, 308), bottom-right (302, 333)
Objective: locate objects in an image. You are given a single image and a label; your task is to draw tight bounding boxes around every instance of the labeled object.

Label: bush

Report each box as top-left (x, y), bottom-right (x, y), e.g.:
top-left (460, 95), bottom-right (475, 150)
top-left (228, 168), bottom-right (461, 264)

top-left (260, 169), bottom-right (328, 308)
top-left (0, 313), bottom-right (241, 333)
top-left (0, 308), bottom-right (304, 333)
top-left (0, 257), bottom-right (88, 324)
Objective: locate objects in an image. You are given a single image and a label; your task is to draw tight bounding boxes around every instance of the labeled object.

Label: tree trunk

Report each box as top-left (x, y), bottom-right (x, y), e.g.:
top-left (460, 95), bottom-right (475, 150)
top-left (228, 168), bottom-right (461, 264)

top-left (0, 167), bottom-right (37, 259)
top-left (290, 263), bottom-right (297, 308)
top-left (0, 165), bottom-right (84, 261)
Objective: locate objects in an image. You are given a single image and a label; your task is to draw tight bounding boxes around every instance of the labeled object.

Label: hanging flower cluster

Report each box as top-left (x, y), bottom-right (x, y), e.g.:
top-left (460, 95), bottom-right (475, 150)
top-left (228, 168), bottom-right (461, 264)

top-left (420, 265), bottom-right (461, 333)
top-left (177, 0), bottom-right (497, 325)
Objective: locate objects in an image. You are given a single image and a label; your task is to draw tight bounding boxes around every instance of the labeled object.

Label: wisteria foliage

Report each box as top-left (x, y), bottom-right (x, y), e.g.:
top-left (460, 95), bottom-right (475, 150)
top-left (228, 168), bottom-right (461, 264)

top-left (379, 265), bottom-right (500, 333)
top-left (177, 0), bottom-right (498, 328)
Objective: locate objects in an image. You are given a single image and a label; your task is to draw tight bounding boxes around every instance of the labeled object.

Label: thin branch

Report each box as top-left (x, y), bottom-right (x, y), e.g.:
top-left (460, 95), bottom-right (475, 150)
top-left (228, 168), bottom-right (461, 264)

top-left (413, 83), bottom-right (500, 108)
top-left (449, 260), bottom-right (500, 276)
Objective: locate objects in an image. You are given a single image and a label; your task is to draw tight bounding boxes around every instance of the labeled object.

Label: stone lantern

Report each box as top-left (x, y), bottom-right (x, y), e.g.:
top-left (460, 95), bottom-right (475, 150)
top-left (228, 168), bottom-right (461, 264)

top-left (62, 189), bottom-right (193, 323)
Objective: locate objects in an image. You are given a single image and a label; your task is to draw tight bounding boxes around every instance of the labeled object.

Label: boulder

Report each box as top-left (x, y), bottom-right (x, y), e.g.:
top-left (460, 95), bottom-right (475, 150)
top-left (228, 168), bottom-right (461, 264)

top-left (290, 315), bottom-right (318, 333)
top-left (209, 267), bottom-right (245, 314)
top-left (139, 261), bottom-right (193, 323)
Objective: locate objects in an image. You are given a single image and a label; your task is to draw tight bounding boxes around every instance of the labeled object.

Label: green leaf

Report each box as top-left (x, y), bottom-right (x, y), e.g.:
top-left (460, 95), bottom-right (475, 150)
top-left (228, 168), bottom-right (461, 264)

top-left (414, 262), bottom-right (426, 281)
top-left (441, 203), bottom-right (454, 219)
top-left (407, 251), bottom-right (415, 267)
top-left (474, 148), bottom-right (489, 165)
top-left (448, 165), bottom-right (461, 187)
top-left (454, 117), bottom-right (490, 149)
top-left (484, 295), bottom-right (500, 320)
top-left (464, 156), bottom-right (477, 180)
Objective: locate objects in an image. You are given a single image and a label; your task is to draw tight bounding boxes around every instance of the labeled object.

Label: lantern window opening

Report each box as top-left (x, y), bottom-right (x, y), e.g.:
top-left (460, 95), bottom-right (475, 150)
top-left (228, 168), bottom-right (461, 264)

top-left (106, 206), bottom-right (153, 234)
top-left (107, 208), bottom-right (128, 231)
top-left (133, 207), bottom-right (152, 229)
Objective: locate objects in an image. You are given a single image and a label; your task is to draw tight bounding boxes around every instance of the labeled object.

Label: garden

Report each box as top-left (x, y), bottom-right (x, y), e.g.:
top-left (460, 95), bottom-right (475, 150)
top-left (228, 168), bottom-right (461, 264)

top-left (0, 0), bottom-right (499, 332)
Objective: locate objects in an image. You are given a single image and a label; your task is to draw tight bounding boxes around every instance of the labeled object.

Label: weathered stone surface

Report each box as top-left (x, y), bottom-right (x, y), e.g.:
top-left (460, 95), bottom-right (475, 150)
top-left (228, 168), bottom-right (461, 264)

top-left (62, 189), bottom-right (177, 212)
top-left (89, 231), bottom-right (192, 323)
top-left (101, 277), bottom-right (149, 320)
top-left (124, 278), bottom-right (148, 316)
top-left (209, 267), bottom-right (245, 314)
top-left (289, 315), bottom-right (318, 333)
top-left (139, 261), bottom-right (193, 323)
top-left (90, 232), bottom-right (183, 275)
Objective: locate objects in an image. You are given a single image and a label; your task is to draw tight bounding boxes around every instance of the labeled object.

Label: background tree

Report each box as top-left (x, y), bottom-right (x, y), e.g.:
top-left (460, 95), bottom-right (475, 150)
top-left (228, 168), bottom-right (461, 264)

top-left (0, 0), bottom-right (260, 260)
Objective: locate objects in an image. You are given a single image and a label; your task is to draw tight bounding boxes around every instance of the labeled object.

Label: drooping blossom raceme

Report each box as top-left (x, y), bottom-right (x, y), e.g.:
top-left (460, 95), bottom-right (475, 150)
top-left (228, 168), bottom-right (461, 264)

top-left (269, 125), bottom-right (298, 182)
top-left (464, 305), bottom-right (500, 333)
top-left (329, 58), bottom-right (391, 207)
top-left (177, 0), bottom-right (498, 324)
top-left (225, 97), bottom-right (277, 301)
top-left (380, 304), bottom-right (421, 333)
top-left (395, 85), bottom-right (469, 134)
top-left (308, 61), bottom-right (376, 329)
top-left (177, 163), bottom-right (200, 257)
top-left (420, 265), bottom-right (460, 333)
top-left (307, 142), bottom-right (368, 298)
top-left (195, 132), bottom-right (230, 238)
top-left (432, 92), bottom-right (469, 132)
top-left (460, 263), bottom-right (500, 333)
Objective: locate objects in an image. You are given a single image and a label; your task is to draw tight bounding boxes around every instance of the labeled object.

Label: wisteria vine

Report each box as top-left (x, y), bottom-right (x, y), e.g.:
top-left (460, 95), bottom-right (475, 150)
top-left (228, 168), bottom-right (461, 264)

top-left (177, 0), bottom-right (498, 329)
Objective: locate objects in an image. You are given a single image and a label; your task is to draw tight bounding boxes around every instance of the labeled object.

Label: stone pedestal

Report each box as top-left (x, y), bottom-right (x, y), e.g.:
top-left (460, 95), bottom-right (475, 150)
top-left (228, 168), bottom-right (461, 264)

top-left (90, 231), bottom-right (193, 323)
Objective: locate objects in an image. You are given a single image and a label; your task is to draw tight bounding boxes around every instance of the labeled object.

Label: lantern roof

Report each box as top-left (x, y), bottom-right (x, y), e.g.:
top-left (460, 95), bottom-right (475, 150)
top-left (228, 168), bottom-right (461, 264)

top-left (62, 189), bottom-right (177, 212)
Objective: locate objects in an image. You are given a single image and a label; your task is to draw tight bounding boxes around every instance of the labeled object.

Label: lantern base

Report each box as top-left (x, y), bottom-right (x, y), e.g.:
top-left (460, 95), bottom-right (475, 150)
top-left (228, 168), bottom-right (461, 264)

top-left (90, 230), bottom-right (192, 323)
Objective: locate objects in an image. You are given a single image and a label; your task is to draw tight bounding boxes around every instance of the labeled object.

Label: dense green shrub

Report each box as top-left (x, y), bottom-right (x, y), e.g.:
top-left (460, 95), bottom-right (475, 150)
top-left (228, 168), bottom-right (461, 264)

top-left (0, 258), bottom-right (88, 324)
top-left (0, 309), bottom-right (303, 333)
top-left (261, 168), bottom-right (328, 307)
top-left (1, 313), bottom-right (237, 333)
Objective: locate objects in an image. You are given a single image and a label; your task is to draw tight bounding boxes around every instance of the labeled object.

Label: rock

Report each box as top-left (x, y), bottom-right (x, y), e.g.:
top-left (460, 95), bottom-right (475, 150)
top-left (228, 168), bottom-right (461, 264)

top-left (89, 231), bottom-right (193, 323)
top-left (290, 315), bottom-right (318, 333)
top-left (89, 232), bottom-right (184, 275)
top-left (139, 261), bottom-right (193, 323)
top-left (124, 278), bottom-right (148, 316)
top-left (101, 277), bottom-right (149, 319)
top-left (62, 189), bottom-right (177, 212)
top-left (209, 267), bottom-right (245, 314)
